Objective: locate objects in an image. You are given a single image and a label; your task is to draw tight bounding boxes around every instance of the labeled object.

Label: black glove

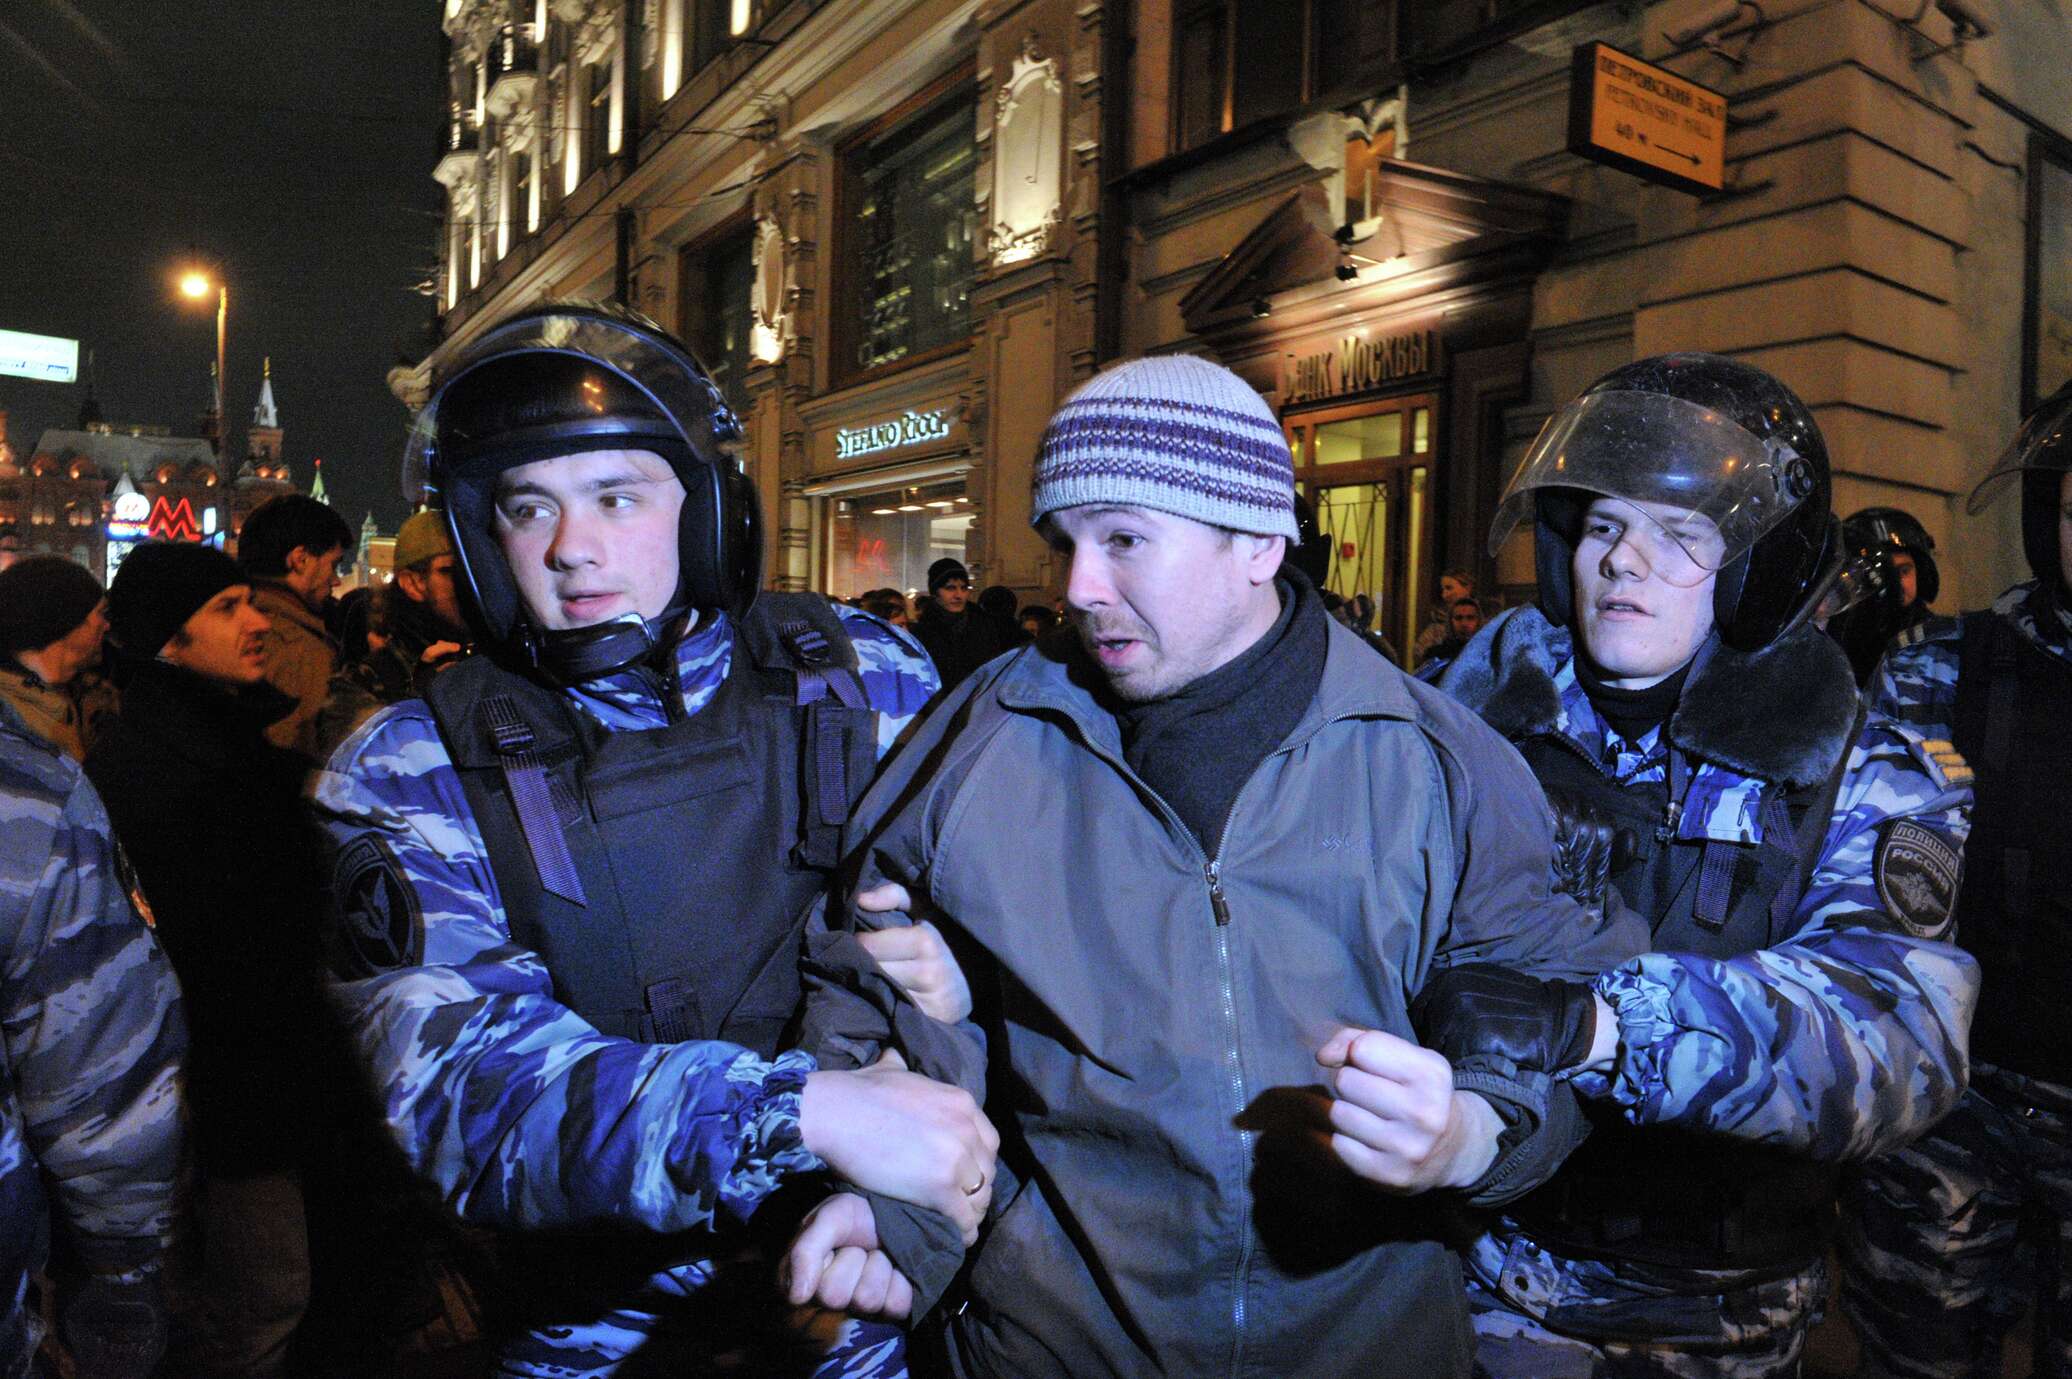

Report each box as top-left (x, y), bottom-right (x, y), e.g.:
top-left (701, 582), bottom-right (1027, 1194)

top-left (59, 1272), bottom-right (167, 1379)
top-left (1411, 962), bottom-right (1599, 1075)
top-left (1545, 791), bottom-right (1620, 909)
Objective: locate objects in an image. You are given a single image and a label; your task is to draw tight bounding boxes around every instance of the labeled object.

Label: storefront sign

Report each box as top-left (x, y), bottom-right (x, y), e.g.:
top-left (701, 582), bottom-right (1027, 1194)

top-left (835, 408), bottom-right (954, 461)
top-left (1281, 328), bottom-right (1437, 406)
top-left (1567, 42), bottom-right (1726, 196)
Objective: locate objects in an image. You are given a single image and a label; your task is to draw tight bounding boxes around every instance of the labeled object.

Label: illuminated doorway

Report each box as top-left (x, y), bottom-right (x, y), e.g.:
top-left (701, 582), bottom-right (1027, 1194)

top-left (1285, 392), bottom-right (1438, 656)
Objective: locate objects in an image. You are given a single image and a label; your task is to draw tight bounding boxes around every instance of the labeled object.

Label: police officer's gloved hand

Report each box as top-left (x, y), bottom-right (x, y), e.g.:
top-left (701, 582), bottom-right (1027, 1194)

top-left (1411, 963), bottom-right (1599, 1076)
top-left (59, 1270), bottom-right (167, 1379)
top-left (1545, 791), bottom-right (1618, 909)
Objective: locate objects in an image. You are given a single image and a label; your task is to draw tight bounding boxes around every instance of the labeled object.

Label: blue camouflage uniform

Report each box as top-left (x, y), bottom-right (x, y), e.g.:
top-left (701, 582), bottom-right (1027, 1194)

top-left (1838, 579), bottom-right (2072, 1379)
top-left (0, 696), bottom-right (186, 1379)
top-left (1437, 607), bottom-right (1978, 1378)
top-left (313, 605), bottom-right (935, 1379)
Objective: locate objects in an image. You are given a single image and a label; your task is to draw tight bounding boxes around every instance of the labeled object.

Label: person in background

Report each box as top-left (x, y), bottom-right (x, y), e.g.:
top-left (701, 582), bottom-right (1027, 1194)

top-left (857, 587), bottom-right (911, 628)
top-left (1826, 505), bottom-right (1940, 686)
top-left (1837, 380), bottom-right (2072, 1379)
top-left (88, 541), bottom-right (340, 1379)
top-left (352, 510), bottom-right (472, 705)
top-left (1416, 596), bottom-right (1486, 676)
top-left (2, 632), bottom-right (186, 1379)
top-left (1413, 567), bottom-right (1478, 662)
top-left (236, 494), bottom-right (355, 765)
top-left (976, 585), bottom-right (1029, 646)
top-left (912, 557), bottom-right (1010, 691)
top-left (1017, 603), bottom-right (1058, 641)
top-left (0, 555), bottom-right (119, 762)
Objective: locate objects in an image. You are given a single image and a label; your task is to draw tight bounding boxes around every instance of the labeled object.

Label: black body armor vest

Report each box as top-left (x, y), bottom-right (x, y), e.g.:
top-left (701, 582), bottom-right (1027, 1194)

top-left (1506, 725), bottom-right (1856, 1272)
top-left (422, 595), bottom-right (878, 1055)
top-left (1952, 611), bottom-right (2072, 1082)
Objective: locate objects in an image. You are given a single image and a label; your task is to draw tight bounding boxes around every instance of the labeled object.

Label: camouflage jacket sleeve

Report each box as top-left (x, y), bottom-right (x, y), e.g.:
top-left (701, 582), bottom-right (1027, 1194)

top-left (1578, 707), bottom-right (1977, 1161)
top-left (310, 618), bottom-right (934, 1236)
top-left (829, 602), bottom-right (942, 753)
top-left (2, 768), bottom-right (186, 1277)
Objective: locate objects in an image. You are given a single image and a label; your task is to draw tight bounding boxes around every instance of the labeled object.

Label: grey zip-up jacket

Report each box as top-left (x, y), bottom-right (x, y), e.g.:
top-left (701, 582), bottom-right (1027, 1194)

top-left (808, 619), bottom-right (1648, 1379)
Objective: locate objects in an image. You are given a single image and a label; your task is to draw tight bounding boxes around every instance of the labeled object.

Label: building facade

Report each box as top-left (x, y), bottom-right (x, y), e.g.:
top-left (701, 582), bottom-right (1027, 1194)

top-left (406, 0), bottom-right (2072, 622)
top-left (0, 366), bottom-right (303, 583)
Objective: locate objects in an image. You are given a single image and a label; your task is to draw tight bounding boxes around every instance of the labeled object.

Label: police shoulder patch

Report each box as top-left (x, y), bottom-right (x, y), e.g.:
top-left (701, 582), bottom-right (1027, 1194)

top-left (1875, 818), bottom-right (1962, 940)
top-left (332, 834), bottom-right (425, 979)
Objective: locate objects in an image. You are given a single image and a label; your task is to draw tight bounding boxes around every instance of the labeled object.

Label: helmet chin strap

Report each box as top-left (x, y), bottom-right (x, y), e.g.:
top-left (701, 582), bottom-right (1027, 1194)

top-left (528, 602), bottom-right (692, 683)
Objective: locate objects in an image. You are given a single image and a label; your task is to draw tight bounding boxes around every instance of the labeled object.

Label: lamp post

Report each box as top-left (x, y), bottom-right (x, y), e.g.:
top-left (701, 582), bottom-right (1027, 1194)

top-left (178, 268), bottom-right (227, 456)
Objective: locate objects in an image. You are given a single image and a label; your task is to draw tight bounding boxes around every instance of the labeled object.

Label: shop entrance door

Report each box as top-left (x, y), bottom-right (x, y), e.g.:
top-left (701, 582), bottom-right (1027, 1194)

top-left (1285, 393), bottom-right (1439, 658)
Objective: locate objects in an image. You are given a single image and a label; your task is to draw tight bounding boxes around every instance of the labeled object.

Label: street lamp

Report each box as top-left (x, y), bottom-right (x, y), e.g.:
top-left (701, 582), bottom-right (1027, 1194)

top-left (178, 266), bottom-right (227, 454)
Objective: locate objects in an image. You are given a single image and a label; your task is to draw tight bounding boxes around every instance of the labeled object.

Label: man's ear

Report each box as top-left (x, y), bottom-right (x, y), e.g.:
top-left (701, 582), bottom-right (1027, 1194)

top-left (1241, 533), bottom-right (1286, 587)
top-left (285, 544), bottom-right (315, 576)
top-left (395, 566), bottom-right (428, 602)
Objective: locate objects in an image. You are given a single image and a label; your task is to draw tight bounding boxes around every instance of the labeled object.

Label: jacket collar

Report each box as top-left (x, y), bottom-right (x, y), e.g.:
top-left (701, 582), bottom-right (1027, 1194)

top-left (117, 659), bottom-right (299, 772)
top-left (995, 617), bottom-right (1419, 757)
top-left (1436, 604), bottom-right (1859, 788)
top-left (251, 579), bottom-right (334, 644)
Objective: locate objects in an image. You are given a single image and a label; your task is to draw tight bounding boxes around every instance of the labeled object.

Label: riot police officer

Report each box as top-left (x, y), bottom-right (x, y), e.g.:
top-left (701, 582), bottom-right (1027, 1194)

top-left (1418, 354), bottom-right (1978, 1377)
top-left (1837, 379), bottom-right (2072, 1379)
top-left (314, 303), bottom-right (995, 1378)
top-left (1827, 505), bottom-right (1941, 684)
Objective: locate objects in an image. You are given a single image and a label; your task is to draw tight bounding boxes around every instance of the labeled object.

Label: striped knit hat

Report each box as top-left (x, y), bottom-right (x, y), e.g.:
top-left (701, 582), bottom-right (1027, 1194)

top-left (1030, 355), bottom-right (1299, 539)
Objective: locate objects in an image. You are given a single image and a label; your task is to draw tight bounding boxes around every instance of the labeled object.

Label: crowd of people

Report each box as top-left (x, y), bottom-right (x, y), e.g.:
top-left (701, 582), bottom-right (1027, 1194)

top-left (3, 297), bottom-right (2068, 1379)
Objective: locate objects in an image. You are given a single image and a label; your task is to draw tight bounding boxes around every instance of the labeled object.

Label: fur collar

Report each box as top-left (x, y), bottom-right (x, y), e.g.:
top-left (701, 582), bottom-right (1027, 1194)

top-left (1437, 605), bottom-right (1861, 788)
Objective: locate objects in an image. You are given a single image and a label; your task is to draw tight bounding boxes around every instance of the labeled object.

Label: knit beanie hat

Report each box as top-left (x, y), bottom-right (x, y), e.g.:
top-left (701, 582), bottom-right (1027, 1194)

top-left (393, 509), bottom-right (454, 572)
top-left (1030, 355), bottom-right (1299, 539)
top-left (107, 542), bottom-right (248, 659)
top-left (0, 556), bottom-right (105, 657)
top-left (927, 557), bottom-right (970, 592)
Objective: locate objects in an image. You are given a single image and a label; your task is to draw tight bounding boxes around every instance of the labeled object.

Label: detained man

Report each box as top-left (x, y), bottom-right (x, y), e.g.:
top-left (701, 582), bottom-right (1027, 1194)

top-left (783, 354), bottom-right (1646, 1377)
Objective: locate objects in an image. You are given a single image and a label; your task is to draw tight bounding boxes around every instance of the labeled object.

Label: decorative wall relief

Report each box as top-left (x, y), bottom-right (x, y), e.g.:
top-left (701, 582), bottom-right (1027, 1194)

top-left (987, 36), bottom-right (1063, 266)
top-left (750, 215), bottom-right (792, 363)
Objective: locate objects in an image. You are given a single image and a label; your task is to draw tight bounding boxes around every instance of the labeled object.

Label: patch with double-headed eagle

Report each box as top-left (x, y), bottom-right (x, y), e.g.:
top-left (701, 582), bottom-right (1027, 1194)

top-left (1875, 818), bottom-right (1962, 939)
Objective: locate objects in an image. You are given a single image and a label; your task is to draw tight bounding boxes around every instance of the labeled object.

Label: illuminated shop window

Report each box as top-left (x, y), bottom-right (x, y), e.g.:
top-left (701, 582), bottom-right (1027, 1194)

top-left (825, 480), bottom-right (969, 600)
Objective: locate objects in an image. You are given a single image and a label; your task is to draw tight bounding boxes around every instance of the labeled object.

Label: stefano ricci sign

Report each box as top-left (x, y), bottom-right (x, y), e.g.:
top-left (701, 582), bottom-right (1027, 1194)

top-left (835, 408), bottom-right (953, 461)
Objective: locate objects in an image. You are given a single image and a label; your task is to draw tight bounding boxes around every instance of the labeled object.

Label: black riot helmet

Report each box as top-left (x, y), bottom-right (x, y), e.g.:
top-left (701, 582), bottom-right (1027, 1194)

top-left (1841, 506), bottom-right (1939, 606)
top-left (402, 302), bottom-right (760, 681)
top-left (1490, 352), bottom-right (1834, 652)
top-left (1968, 379), bottom-right (2072, 594)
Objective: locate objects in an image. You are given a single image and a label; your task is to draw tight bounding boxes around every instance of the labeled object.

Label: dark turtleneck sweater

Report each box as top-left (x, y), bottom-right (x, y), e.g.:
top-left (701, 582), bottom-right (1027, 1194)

top-left (1114, 573), bottom-right (1329, 858)
top-left (1575, 652), bottom-right (1693, 748)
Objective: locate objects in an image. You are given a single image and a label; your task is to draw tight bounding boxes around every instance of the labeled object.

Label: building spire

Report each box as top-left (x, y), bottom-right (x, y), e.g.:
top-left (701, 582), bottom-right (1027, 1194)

top-left (251, 355), bottom-right (279, 429)
top-left (309, 456), bottom-right (329, 505)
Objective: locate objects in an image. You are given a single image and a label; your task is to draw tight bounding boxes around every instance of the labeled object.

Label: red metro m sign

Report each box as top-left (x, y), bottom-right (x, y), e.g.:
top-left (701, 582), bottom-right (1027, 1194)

top-left (147, 496), bottom-right (205, 542)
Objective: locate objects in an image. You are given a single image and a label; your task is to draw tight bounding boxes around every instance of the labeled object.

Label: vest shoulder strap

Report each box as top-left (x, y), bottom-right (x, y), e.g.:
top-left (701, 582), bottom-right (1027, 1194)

top-left (738, 592), bottom-right (870, 712)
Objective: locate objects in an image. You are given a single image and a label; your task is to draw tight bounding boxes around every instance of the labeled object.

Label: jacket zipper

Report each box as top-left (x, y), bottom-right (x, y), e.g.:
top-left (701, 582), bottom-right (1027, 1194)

top-left (1055, 706), bottom-right (1349, 1376)
top-left (1203, 769), bottom-right (1263, 1376)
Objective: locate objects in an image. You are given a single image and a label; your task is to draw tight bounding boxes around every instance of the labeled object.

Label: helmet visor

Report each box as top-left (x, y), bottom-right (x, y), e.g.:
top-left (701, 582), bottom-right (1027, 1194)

top-left (401, 308), bottom-right (736, 504)
top-left (1488, 389), bottom-right (1818, 574)
top-left (1966, 385), bottom-right (2072, 515)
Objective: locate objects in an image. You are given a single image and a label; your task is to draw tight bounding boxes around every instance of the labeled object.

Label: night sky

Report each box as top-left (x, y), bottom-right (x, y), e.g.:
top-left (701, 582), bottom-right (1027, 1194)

top-left (0, 0), bottom-right (444, 531)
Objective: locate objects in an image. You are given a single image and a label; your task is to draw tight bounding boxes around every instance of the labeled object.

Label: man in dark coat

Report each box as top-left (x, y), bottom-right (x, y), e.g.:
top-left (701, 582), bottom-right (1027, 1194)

top-left (86, 542), bottom-right (340, 1378)
top-left (912, 557), bottom-right (1010, 690)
